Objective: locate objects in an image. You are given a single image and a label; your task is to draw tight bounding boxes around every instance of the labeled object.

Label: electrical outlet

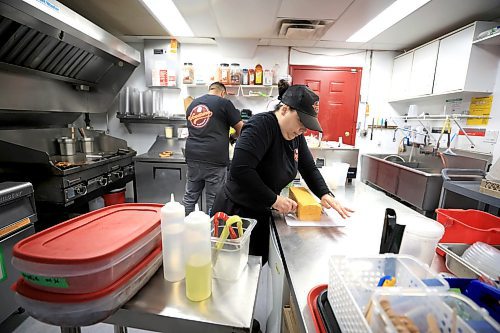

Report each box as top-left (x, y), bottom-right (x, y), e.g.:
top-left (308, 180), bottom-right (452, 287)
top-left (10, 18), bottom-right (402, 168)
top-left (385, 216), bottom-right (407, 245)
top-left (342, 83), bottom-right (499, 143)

top-left (484, 130), bottom-right (499, 143)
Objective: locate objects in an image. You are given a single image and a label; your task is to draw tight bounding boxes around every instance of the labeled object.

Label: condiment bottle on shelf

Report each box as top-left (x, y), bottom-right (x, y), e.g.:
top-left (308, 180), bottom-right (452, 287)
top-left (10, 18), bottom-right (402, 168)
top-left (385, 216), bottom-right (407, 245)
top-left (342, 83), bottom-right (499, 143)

top-left (161, 194), bottom-right (186, 282)
top-left (254, 64), bottom-right (263, 85)
top-left (242, 69), bottom-right (249, 85)
top-left (184, 204), bottom-right (212, 301)
top-left (263, 69), bottom-right (272, 86)
top-left (248, 68), bottom-right (255, 85)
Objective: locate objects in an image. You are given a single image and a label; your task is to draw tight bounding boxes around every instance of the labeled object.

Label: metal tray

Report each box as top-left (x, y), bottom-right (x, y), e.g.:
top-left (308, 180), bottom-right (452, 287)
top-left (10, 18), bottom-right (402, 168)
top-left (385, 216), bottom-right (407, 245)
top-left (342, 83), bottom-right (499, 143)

top-left (437, 243), bottom-right (499, 287)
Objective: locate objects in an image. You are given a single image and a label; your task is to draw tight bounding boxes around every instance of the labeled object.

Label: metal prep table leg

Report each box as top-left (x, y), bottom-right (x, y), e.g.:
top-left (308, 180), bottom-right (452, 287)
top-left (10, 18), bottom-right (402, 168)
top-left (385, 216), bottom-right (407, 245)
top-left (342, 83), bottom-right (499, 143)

top-left (60, 327), bottom-right (81, 333)
top-left (114, 325), bottom-right (128, 333)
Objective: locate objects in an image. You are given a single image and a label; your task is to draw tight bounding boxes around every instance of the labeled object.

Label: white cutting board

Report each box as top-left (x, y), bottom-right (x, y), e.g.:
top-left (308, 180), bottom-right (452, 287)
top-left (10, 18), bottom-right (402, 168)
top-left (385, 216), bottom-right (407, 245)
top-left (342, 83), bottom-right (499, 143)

top-left (284, 208), bottom-right (347, 227)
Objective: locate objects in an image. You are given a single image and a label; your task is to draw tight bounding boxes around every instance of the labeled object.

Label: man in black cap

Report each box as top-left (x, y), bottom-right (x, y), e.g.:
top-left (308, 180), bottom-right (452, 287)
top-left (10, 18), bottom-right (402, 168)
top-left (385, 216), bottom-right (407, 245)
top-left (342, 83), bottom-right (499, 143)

top-left (212, 84), bottom-right (353, 263)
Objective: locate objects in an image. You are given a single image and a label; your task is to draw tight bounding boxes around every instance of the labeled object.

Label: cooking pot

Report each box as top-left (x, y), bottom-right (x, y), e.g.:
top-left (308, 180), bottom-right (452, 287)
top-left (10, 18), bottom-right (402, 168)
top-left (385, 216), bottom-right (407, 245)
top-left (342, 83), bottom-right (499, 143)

top-left (80, 137), bottom-right (95, 154)
top-left (57, 137), bottom-right (77, 156)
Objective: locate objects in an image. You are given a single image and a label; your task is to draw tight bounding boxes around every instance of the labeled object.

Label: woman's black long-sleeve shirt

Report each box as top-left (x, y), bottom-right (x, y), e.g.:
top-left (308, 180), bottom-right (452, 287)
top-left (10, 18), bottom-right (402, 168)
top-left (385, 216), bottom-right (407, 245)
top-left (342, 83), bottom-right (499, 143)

top-left (224, 112), bottom-right (330, 213)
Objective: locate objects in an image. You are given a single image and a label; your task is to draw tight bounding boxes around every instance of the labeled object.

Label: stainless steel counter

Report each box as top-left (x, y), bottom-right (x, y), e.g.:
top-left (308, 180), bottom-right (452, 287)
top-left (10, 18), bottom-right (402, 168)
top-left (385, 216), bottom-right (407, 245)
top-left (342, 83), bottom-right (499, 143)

top-left (272, 180), bottom-right (443, 333)
top-left (105, 256), bottom-right (262, 332)
top-left (134, 136), bottom-right (186, 163)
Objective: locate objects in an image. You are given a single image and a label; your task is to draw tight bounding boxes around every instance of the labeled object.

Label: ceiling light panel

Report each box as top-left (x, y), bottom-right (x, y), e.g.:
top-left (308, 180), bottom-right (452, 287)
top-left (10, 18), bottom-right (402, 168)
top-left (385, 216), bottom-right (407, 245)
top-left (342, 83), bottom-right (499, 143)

top-left (347, 0), bottom-right (431, 42)
top-left (321, 0), bottom-right (395, 42)
top-left (139, 0), bottom-right (194, 37)
top-left (173, 0), bottom-right (220, 37)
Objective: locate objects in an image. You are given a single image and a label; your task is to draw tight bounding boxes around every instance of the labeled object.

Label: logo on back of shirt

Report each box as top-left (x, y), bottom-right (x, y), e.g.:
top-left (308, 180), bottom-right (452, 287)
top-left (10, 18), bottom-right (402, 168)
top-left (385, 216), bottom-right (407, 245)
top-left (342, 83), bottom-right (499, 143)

top-left (188, 105), bottom-right (213, 128)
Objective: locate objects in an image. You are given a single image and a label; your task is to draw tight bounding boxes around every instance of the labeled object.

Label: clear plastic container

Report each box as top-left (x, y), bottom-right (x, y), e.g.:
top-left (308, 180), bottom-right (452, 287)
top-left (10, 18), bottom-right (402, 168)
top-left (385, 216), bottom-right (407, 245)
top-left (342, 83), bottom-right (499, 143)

top-left (320, 163), bottom-right (349, 189)
top-left (368, 290), bottom-right (500, 333)
top-left (230, 63), bottom-right (241, 85)
top-left (12, 204), bottom-right (162, 294)
top-left (12, 247), bottom-right (162, 327)
top-left (328, 254), bottom-right (449, 332)
top-left (211, 218), bottom-right (256, 281)
top-left (399, 217), bottom-right (445, 266)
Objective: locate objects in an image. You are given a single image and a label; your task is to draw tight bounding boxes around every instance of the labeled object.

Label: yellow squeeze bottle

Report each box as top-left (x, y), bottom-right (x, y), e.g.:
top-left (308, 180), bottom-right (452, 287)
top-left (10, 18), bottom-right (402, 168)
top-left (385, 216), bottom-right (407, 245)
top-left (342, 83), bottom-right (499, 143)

top-left (184, 205), bottom-right (212, 301)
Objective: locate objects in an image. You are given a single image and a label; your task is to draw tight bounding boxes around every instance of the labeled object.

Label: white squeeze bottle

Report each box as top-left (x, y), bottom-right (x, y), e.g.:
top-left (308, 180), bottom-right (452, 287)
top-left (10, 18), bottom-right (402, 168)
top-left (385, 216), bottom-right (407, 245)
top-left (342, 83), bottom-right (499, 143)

top-left (161, 194), bottom-right (186, 282)
top-left (184, 204), bottom-right (212, 301)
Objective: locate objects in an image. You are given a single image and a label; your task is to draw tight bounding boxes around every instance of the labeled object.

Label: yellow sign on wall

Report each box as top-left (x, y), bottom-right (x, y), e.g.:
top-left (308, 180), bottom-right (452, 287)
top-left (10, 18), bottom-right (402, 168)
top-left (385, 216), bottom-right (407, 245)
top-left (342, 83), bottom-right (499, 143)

top-left (467, 96), bottom-right (493, 125)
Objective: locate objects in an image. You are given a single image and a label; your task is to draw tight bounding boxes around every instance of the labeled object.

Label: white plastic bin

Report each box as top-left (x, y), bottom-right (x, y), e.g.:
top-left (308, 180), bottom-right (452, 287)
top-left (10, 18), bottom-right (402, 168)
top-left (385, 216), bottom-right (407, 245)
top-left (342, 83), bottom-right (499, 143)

top-left (398, 216), bottom-right (445, 266)
top-left (320, 163), bottom-right (349, 189)
top-left (211, 218), bottom-right (256, 281)
top-left (368, 290), bottom-right (500, 333)
top-left (328, 254), bottom-right (449, 332)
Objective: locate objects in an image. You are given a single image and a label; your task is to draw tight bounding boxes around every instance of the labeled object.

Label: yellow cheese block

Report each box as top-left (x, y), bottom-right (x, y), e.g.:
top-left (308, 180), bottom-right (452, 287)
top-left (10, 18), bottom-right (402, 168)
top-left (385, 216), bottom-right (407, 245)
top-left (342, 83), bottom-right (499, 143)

top-left (288, 187), bottom-right (322, 221)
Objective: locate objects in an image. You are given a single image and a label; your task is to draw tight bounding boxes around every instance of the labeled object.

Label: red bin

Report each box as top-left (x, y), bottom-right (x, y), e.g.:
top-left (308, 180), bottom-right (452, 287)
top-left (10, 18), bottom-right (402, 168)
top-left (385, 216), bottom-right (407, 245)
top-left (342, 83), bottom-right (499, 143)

top-left (435, 209), bottom-right (500, 247)
top-left (103, 187), bottom-right (126, 206)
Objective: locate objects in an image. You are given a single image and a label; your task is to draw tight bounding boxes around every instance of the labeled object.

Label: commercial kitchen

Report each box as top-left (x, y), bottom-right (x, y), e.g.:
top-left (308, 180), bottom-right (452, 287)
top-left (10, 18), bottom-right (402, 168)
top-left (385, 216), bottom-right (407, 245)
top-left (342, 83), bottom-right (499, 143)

top-left (1, 0), bottom-right (500, 332)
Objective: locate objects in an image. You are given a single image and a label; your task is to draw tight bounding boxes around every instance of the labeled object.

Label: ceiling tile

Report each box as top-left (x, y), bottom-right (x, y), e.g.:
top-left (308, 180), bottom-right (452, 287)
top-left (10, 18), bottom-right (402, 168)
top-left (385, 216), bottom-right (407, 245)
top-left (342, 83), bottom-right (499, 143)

top-left (174, 0), bottom-right (220, 37)
top-left (266, 38), bottom-right (317, 47)
top-left (321, 0), bottom-right (395, 42)
top-left (277, 0), bottom-right (353, 20)
top-left (210, 0), bottom-right (282, 38)
top-left (370, 0), bottom-right (500, 50)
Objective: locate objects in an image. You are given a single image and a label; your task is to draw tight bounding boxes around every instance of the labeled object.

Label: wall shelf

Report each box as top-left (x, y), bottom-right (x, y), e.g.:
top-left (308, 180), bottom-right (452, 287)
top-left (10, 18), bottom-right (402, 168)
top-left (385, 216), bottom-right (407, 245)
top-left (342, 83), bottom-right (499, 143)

top-left (185, 84), bottom-right (276, 97)
top-left (388, 90), bottom-right (492, 104)
top-left (390, 114), bottom-right (491, 121)
top-left (473, 30), bottom-right (500, 45)
top-left (117, 114), bottom-right (186, 133)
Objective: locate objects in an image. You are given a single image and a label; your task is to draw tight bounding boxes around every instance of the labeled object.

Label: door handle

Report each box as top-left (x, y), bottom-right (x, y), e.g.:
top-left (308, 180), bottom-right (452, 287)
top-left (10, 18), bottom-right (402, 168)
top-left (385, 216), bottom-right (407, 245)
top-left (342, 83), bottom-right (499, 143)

top-left (345, 131), bottom-right (350, 137)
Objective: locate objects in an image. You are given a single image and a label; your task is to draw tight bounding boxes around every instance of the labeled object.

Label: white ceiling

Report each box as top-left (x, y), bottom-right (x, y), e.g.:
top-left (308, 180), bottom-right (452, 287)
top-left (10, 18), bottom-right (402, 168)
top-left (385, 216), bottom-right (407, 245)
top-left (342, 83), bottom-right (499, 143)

top-left (60, 0), bottom-right (500, 51)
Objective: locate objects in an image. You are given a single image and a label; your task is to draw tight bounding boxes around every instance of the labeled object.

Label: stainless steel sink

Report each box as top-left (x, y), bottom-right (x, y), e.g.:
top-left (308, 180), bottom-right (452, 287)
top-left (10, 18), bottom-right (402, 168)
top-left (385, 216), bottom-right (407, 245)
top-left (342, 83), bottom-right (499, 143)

top-left (360, 151), bottom-right (490, 215)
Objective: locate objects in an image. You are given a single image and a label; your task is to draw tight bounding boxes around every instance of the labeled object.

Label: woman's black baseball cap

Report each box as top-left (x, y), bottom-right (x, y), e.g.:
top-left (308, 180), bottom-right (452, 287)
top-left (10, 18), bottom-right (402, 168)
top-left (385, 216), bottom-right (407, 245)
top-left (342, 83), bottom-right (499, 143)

top-left (281, 85), bottom-right (322, 132)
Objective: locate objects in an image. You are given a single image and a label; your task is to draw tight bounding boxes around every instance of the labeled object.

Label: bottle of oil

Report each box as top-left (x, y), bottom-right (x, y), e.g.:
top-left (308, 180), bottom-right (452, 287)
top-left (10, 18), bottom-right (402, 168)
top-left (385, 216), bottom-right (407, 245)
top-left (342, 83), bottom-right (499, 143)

top-left (184, 205), bottom-right (211, 301)
top-left (254, 64), bottom-right (263, 85)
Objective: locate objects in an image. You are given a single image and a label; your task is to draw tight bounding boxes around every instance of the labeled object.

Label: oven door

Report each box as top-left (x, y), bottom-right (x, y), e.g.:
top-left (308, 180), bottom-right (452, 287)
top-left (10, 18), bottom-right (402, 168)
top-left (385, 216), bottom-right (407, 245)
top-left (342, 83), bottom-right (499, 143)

top-left (0, 224), bottom-right (35, 323)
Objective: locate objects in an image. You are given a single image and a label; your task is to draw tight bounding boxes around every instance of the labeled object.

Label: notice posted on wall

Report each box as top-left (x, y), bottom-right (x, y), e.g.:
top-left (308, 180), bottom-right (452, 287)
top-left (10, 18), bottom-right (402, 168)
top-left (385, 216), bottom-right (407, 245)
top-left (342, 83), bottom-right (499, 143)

top-left (467, 96), bottom-right (493, 126)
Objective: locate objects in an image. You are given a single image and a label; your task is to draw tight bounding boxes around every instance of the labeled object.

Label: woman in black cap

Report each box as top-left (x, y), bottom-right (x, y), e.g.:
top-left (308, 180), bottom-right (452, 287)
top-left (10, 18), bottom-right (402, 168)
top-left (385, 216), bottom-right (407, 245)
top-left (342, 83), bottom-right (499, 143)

top-left (212, 84), bottom-right (353, 263)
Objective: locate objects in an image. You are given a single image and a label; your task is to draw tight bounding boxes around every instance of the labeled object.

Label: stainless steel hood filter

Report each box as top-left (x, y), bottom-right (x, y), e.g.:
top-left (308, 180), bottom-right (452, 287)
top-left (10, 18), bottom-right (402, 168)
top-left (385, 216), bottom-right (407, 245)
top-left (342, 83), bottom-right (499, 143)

top-left (0, 0), bottom-right (141, 115)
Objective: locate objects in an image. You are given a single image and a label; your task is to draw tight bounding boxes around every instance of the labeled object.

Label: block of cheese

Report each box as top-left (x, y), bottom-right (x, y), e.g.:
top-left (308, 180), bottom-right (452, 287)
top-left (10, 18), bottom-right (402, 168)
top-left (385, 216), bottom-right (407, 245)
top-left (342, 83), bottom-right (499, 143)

top-left (288, 187), bottom-right (322, 221)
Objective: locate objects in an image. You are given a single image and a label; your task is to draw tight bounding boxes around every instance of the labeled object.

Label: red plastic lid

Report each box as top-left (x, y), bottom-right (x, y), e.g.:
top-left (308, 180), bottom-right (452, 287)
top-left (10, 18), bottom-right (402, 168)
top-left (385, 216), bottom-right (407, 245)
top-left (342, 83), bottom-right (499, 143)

top-left (307, 284), bottom-right (328, 333)
top-left (13, 203), bottom-right (162, 264)
top-left (12, 247), bottom-right (161, 303)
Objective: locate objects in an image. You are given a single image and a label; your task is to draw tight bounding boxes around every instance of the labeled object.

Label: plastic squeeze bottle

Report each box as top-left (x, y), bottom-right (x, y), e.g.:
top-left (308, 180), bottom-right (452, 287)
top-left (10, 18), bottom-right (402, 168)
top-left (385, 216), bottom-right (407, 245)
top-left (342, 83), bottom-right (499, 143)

top-left (184, 204), bottom-right (212, 301)
top-left (161, 194), bottom-right (186, 282)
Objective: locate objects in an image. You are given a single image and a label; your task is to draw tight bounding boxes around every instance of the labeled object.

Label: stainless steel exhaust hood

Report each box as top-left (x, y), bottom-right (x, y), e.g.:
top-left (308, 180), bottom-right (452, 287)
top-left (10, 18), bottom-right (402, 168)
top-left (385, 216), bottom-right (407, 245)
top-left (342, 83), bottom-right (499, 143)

top-left (0, 0), bottom-right (140, 115)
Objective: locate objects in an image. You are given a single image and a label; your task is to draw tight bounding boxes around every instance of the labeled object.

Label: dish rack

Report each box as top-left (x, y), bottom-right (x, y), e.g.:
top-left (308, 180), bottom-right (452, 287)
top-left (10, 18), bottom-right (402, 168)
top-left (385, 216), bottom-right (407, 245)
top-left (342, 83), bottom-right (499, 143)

top-left (328, 254), bottom-right (449, 332)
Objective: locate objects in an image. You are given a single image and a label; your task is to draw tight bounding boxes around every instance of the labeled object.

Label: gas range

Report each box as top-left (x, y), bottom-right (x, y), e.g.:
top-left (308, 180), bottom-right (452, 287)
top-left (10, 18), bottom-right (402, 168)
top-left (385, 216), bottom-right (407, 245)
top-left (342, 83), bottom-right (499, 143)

top-left (0, 128), bottom-right (136, 207)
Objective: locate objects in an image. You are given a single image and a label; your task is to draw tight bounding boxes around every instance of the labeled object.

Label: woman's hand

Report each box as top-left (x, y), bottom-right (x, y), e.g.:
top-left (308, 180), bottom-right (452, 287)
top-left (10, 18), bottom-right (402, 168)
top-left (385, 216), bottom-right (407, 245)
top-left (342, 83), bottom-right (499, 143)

top-left (272, 195), bottom-right (298, 214)
top-left (320, 194), bottom-right (354, 219)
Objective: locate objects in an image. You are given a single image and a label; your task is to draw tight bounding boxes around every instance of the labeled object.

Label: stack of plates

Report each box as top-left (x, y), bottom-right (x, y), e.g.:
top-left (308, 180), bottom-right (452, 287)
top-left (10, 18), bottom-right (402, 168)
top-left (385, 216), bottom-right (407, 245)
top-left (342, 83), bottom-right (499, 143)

top-left (461, 242), bottom-right (500, 279)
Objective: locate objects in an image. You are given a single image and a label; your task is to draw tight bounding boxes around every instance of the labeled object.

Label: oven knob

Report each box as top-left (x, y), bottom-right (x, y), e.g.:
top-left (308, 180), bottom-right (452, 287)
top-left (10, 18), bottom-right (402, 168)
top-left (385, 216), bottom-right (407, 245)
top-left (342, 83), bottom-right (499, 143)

top-left (113, 170), bottom-right (124, 179)
top-left (99, 177), bottom-right (108, 187)
top-left (75, 185), bottom-right (87, 196)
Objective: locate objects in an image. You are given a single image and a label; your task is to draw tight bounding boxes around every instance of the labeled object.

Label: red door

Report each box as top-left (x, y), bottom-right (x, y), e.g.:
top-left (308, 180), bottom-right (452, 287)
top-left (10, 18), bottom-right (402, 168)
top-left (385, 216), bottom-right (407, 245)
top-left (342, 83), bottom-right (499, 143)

top-left (290, 66), bottom-right (362, 145)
